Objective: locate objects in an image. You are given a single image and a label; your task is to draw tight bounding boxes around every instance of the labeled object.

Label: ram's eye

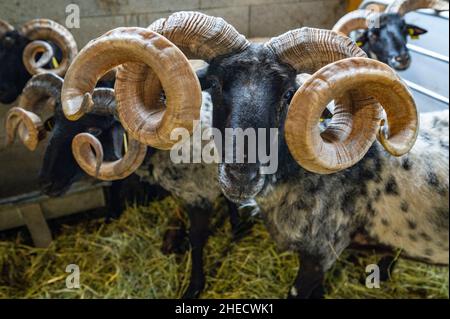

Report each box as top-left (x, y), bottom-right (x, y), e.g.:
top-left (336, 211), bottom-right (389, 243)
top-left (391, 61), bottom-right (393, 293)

top-left (87, 127), bottom-right (102, 137)
top-left (283, 89), bottom-right (295, 104)
top-left (208, 76), bottom-right (222, 91)
top-left (3, 36), bottom-right (15, 48)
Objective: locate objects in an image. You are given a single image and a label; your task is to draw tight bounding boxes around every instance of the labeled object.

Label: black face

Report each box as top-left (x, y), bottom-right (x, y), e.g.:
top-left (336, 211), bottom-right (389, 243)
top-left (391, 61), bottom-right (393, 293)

top-left (200, 45), bottom-right (298, 203)
top-left (0, 31), bottom-right (31, 104)
top-left (356, 14), bottom-right (427, 71)
top-left (38, 104), bottom-right (124, 197)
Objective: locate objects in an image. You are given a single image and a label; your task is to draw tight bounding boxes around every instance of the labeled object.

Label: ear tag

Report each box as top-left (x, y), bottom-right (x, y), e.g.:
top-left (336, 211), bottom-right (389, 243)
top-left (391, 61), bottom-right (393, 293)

top-left (123, 133), bottom-right (128, 154)
top-left (408, 28), bottom-right (420, 40)
top-left (51, 57), bottom-right (60, 68)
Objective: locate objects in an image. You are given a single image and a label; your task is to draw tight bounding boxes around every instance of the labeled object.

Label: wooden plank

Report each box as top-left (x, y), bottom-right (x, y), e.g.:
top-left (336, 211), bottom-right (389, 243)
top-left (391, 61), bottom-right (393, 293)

top-left (18, 203), bottom-right (52, 248)
top-left (0, 182), bottom-right (108, 232)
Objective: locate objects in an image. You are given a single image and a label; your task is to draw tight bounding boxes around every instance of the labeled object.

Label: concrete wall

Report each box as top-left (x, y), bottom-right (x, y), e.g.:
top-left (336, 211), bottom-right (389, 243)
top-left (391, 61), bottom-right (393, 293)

top-left (1, 0), bottom-right (347, 46)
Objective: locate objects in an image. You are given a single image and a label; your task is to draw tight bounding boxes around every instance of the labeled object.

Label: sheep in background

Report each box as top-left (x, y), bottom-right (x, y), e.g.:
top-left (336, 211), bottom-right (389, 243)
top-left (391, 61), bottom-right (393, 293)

top-left (0, 19), bottom-right (77, 104)
top-left (333, 0), bottom-right (449, 70)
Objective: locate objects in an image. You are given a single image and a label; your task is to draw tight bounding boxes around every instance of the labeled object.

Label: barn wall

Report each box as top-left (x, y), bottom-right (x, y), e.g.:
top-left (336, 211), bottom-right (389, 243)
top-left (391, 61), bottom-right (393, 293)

top-left (1, 0), bottom-right (347, 46)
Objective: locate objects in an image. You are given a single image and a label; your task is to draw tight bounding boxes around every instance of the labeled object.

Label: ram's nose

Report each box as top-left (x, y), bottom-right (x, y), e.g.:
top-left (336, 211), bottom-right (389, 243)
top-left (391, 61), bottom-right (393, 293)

top-left (224, 163), bottom-right (260, 184)
top-left (219, 163), bottom-right (266, 203)
top-left (390, 53), bottom-right (411, 70)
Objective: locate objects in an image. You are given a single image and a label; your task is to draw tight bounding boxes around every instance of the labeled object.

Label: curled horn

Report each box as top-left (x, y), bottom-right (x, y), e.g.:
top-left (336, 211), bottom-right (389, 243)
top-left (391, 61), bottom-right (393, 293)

top-left (333, 0), bottom-right (449, 36)
top-left (22, 40), bottom-right (55, 73)
top-left (87, 88), bottom-right (118, 117)
top-left (71, 88), bottom-right (147, 181)
top-left (5, 73), bottom-right (63, 151)
top-left (332, 10), bottom-right (381, 36)
top-left (266, 28), bottom-right (418, 174)
top-left (20, 19), bottom-right (78, 76)
top-left (265, 28), bottom-right (367, 75)
top-left (5, 107), bottom-right (46, 151)
top-left (285, 58), bottom-right (418, 174)
top-left (386, 0), bottom-right (449, 16)
top-left (0, 19), bottom-right (14, 38)
top-left (62, 12), bottom-right (249, 149)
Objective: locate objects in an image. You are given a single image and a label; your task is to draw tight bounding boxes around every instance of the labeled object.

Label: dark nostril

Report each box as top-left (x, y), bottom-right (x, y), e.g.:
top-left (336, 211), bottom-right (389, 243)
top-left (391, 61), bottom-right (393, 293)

top-left (395, 54), bottom-right (410, 62)
top-left (247, 169), bottom-right (259, 182)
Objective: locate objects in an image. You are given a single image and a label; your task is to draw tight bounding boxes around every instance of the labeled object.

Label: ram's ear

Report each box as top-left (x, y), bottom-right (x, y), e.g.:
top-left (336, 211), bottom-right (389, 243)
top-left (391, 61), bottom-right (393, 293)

top-left (355, 30), bottom-right (369, 47)
top-left (196, 66), bottom-right (210, 90)
top-left (406, 24), bottom-right (428, 39)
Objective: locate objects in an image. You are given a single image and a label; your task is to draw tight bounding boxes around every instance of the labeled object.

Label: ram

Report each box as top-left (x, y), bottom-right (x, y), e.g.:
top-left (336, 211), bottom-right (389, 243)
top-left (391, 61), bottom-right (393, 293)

top-left (332, 0), bottom-right (449, 70)
top-left (60, 12), bottom-right (449, 298)
top-left (0, 18), bottom-right (78, 104)
top-left (8, 72), bottom-right (246, 299)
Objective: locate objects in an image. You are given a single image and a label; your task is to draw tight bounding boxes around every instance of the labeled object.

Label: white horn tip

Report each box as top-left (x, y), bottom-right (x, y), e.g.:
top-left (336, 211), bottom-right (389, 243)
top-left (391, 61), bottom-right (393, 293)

top-left (64, 93), bottom-right (93, 121)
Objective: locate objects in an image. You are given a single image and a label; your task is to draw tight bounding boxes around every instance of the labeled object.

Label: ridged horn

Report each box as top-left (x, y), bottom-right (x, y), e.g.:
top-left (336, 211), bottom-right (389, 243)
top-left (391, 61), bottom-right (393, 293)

top-left (117, 11), bottom-right (251, 149)
top-left (386, 0), bottom-right (449, 16)
top-left (4, 73), bottom-right (63, 150)
top-left (285, 58), bottom-right (418, 174)
top-left (22, 40), bottom-right (55, 74)
top-left (0, 19), bottom-right (14, 38)
top-left (71, 88), bottom-right (147, 181)
top-left (265, 28), bottom-right (367, 74)
top-left (332, 10), bottom-right (381, 36)
top-left (17, 73), bottom-right (63, 111)
top-left (5, 107), bottom-right (46, 151)
top-left (20, 19), bottom-right (78, 76)
top-left (63, 12), bottom-right (249, 149)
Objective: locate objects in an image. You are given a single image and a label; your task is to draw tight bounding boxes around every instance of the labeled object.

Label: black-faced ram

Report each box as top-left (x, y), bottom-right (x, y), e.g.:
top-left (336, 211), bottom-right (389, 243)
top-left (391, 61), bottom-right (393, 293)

top-left (204, 19), bottom-right (448, 298)
top-left (332, 0), bottom-right (449, 70)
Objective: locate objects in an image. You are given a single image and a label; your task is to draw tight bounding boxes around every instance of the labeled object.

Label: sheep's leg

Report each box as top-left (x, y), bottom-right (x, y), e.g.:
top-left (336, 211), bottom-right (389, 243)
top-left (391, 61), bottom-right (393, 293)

top-left (226, 200), bottom-right (248, 240)
top-left (377, 255), bottom-right (397, 281)
top-left (227, 199), bottom-right (240, 234)
top-left (288, 253), bottom-right (325, 299)
top-left (105, 179), bottom-right (125, 222)
top-left (182, 205), bottom-right (211, 299)
top-left (226, 199), bottom-right (255, 241)
top-left (161, 208), bottom-right (188, 255)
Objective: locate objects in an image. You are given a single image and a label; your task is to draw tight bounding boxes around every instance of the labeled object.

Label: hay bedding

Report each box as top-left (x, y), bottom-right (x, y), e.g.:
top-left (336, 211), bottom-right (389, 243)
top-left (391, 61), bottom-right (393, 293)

top-left (0, 197), bottom-right (448, 299)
